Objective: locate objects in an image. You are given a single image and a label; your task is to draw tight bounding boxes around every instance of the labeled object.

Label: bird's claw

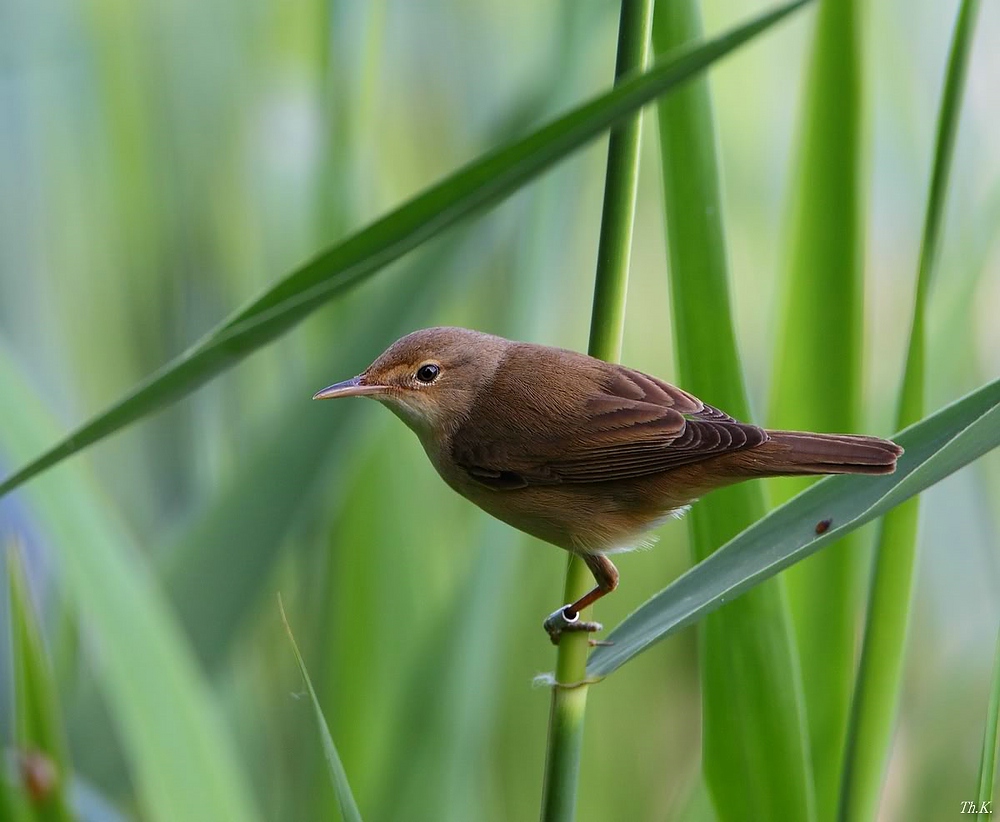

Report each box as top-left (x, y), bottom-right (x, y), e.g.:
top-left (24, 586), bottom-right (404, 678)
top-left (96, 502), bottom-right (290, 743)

top-left (543, 605), bottom-right (603, 645)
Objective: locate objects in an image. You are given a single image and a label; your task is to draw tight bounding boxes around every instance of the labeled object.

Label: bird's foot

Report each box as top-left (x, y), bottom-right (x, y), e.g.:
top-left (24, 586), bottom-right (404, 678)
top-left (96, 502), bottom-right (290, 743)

top-left (543, 606), bottom-right (603, 645)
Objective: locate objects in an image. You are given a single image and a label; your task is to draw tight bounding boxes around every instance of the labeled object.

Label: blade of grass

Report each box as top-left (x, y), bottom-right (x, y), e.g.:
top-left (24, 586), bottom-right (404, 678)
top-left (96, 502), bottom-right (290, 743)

top-left (653, 2), bottom-right (813, 819)
top-left (0, 0), bottom-right (813, 501)
top-left (0, 762), bottom-right (12, 820)
top-left (540, 2), bottom-right (652, 820)
top-left (1, 550), bottom-right (30, 822)
top-left (976, 626), bottom-right (1000, 819)
top-left (767, 0), bottom-right (864, 815)
top-left (7, 544), bottom-right (73, 822)
top-left (0, 768), bottom-right (32, 822)
top-left (587, 375), bottom-right (1000, 677)
top-left (839, 2), bottom-right (981, 819)
top-left (0, 349), bottom-right (262, 822)
top-left (372, 518), bottom-right (518, 822)
top-left (278, 595), bottom-right (363, 822)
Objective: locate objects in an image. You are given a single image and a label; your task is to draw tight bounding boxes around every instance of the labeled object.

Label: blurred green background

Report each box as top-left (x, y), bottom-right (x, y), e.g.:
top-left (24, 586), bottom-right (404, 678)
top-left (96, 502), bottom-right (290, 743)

top-left (1, 0), bottom-right (998, 819)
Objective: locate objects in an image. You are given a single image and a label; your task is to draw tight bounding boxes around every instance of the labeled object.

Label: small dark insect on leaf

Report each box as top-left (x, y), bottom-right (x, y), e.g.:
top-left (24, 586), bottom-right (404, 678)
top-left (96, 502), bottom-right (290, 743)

top-left (815, 518), bottom-right (832, 534)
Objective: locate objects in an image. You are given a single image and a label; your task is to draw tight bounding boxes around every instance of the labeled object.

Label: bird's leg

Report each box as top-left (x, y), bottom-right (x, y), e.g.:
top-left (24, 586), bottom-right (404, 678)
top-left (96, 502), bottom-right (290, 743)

top-left (543, 554), bottom-right (619, 645)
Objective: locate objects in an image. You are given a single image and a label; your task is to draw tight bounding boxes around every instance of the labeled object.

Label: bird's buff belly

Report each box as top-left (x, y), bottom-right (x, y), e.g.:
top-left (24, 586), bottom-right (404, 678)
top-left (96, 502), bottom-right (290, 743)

top-left (446, 475), bottom-right (687, 555)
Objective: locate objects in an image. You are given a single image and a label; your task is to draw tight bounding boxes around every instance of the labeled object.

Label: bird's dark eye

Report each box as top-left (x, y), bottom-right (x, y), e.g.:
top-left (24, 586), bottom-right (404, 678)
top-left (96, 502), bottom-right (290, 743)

top-left (416, 363), bottom-right (440, 383)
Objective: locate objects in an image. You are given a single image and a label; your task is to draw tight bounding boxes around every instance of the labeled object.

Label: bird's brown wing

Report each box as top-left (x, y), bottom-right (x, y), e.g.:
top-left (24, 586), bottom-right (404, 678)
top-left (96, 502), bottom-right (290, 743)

top-left (454, 365), bottom-right (767, 489)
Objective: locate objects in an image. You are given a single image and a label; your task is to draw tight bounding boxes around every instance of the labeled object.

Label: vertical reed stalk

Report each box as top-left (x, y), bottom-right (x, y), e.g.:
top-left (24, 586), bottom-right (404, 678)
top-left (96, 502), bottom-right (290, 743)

top-left (654, 2), bottom-right (814, 819)
top-left (540, 1), bottom-right (652, 819)
top-left (767, 0), bottom-right (864, 815)
top-left (839, 2), bottom-right (981, 818)
top-left (976, 628), bottom-right (1000, 819)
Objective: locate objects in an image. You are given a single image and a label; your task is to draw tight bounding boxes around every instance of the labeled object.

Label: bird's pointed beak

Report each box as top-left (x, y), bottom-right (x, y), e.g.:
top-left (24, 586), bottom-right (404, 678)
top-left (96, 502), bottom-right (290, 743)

top-left (312, 375), bottom-right (386, 400)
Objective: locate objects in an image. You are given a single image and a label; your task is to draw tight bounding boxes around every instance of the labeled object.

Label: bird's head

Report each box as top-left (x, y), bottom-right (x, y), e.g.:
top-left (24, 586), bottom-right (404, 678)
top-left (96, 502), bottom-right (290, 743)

top-left (313, 327), bottom-right (510, 438)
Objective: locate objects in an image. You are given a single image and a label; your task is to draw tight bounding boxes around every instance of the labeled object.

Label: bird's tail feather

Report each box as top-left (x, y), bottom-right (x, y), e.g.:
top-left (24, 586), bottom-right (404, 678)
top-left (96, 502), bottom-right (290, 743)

top-left (747, 430), bottom-right (903, 477)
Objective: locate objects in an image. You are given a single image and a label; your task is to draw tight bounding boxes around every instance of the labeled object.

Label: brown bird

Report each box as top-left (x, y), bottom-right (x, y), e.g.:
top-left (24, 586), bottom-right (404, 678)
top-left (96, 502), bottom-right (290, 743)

top-left (314, 327), bottom-right (902, 643)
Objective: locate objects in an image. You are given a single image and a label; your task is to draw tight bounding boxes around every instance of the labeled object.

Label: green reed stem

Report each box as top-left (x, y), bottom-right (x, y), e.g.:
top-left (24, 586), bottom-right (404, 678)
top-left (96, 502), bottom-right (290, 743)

top-left (540, 1), bottom-right (652, 819)
top-left (654, 1), bottom-right (814, 818)
top-left (976, 627), bottom-right (1000, 819)
top-left (838, 2), bottom-right (981, 819)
